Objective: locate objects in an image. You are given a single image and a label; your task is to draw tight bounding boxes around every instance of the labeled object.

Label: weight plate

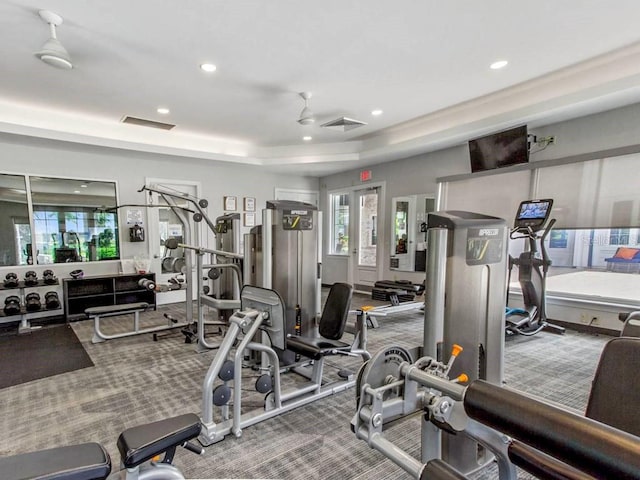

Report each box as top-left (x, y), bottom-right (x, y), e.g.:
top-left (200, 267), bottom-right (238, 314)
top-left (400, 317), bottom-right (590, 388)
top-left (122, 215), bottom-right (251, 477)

top-left (212, 385), bottom-right (231, 406)
top-left (354, 361), bottom-right (368, 407)
top-left (193, 213), bottom-right (203, 223)
top-left (161, 256), bottom-right (174, 272)
top-left (198, 199), bottom-right (208, 208)
top-left (172, 257), bottom-right (186, 273)
top-left (255, 374), bottom-right (272, 394)
top-left (218, 360), bottom-right (235, 382)
top-left (356, 346), bottom-right (412, 403)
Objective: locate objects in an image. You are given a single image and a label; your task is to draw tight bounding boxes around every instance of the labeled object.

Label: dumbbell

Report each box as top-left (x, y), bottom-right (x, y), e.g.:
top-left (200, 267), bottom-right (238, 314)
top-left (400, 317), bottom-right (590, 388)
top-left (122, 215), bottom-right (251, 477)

top-left (45, 291), bottom-right (61, 310)
top-left (138, 278), bottom-right (156, 291)
top-left (43, 269), bottom-right (57, 285)
top-left (4, 273), bottom-right (19, 288)
top-left (24, 271), bottom-right (38, 287)
top-left (4, 296), bottom-right (21, 315)
top-left (25, 292), bottom-right (42, 312)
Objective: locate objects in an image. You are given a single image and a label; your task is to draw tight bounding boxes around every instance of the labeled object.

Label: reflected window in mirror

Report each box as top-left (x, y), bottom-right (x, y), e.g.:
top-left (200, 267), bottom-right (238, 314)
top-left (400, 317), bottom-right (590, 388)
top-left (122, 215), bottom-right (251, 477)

top-left (0, 174), bottom-right (31, 266)
top-left (330, 192), bottom-right (350, 255)
top-left (29, 177), bottom-right (119, 264)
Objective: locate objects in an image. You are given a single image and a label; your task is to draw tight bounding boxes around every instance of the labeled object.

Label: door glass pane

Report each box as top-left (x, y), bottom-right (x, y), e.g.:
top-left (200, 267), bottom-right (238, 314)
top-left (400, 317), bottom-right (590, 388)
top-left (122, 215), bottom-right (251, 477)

top-left (331, 193), bottom-right (349, 254)
top-left (158, 204), bottom-right (185, 274)
top-left (394, 200), bottom-right (409, 254)
top-left (359, 191), bottom-right (378, 266)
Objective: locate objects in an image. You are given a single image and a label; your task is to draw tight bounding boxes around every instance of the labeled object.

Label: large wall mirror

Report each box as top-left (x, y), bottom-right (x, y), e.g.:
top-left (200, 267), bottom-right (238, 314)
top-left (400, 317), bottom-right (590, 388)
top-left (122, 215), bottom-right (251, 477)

top-left (0, 174), bottom-right (32, 266)
top-left (29, 177), bottom-right (119, 264)
top-left (390, 194), bottom-right (435, 272)
top-left (0, 173), bottom-right (120, 267)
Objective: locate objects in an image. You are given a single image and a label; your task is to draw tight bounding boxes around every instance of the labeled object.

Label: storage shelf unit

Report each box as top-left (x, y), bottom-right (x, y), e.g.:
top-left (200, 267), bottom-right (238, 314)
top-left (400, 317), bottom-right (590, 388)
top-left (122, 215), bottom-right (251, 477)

top-left (0, 278), bottom-right (62, 332)
top-left (63, 273), bottom-right (156, 321)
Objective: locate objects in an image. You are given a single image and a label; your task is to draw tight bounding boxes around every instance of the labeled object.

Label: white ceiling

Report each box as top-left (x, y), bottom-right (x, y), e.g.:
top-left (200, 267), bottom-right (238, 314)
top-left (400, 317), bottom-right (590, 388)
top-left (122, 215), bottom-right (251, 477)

top-left (2, 1), bottom-right (640, 176)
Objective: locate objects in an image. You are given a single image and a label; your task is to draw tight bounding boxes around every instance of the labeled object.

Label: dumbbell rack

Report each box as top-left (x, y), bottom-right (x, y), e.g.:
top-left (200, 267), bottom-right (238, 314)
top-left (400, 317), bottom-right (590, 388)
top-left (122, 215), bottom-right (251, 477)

top-left (0, 279), bottom-right (62, 334)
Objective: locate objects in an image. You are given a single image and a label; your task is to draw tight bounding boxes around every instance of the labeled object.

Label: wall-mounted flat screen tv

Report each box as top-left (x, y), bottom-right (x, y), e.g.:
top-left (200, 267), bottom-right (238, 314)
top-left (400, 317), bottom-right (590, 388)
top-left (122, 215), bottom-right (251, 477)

top-left (468, 125), bottom-right (529, 173)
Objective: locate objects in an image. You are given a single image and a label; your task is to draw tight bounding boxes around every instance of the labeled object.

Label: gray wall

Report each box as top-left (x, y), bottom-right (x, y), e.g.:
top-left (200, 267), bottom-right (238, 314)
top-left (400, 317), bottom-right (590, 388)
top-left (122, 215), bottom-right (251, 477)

top-left (0, 133), bottom-right (318, 282)
top-left (319, 101), bottom-right (640, 285)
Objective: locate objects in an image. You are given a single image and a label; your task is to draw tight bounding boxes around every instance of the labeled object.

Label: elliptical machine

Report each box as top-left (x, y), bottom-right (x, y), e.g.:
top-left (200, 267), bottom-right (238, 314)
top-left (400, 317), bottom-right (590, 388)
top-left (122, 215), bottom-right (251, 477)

top-left (505, 199), bottom-right (565, 336)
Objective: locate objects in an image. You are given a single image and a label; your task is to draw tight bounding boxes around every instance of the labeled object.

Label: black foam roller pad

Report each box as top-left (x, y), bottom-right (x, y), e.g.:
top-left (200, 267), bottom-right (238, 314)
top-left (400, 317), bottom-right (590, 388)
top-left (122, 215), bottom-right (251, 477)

top-left (464, 380), bottom-right (640, 480)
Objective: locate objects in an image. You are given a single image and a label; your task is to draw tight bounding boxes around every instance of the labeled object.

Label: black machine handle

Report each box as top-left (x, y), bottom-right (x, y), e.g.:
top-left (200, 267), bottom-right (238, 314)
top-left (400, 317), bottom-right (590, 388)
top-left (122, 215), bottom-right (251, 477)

top-left (181, 441), bottom-right (204, 455)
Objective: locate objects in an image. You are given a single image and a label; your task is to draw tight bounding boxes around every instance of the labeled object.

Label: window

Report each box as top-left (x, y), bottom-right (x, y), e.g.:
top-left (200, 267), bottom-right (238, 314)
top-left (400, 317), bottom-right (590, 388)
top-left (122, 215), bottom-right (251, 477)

top-left (330, 193), bottom-right (349, 254)
top-left (610, 228), bottom-right (630, 246)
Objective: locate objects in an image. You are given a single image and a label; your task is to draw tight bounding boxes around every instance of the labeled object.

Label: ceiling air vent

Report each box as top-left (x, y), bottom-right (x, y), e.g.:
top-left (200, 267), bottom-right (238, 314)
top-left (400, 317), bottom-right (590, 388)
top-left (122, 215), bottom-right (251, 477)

top-left (320, 117), bottom-right (367, 132)
top-left (121, 116), bottom-right (176, 130)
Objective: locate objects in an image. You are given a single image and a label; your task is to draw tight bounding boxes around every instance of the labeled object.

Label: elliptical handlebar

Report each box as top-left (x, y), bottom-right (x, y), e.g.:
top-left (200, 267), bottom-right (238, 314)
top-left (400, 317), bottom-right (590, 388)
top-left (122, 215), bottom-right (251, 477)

top-left (539, 218), bottom-right (556, 268)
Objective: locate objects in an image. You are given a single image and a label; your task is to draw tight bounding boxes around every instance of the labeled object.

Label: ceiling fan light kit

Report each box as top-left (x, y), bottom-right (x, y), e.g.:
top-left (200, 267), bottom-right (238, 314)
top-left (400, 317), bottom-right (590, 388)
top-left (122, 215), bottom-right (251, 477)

top-left (35, 10), bottom-right (73, 70)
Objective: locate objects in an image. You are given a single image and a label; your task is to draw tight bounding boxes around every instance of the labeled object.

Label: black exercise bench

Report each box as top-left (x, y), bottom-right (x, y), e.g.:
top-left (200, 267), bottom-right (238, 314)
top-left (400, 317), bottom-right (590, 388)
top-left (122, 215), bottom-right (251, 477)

top-left (0, 413), bottom-right (202, 480)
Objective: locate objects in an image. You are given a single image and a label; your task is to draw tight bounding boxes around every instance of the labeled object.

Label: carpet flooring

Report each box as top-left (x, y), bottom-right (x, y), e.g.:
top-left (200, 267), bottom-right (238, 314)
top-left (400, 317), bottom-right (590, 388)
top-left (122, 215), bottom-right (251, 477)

top-left (0, 294), bottom-right (613, 479)
top-left (0, 324), bottom-right (93, 389)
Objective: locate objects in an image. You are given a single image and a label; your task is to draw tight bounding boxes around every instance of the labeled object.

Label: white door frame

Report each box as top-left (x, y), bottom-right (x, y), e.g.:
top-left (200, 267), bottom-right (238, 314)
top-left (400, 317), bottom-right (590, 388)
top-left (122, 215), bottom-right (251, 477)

top-left (326, 181), bottom-right (385, 291)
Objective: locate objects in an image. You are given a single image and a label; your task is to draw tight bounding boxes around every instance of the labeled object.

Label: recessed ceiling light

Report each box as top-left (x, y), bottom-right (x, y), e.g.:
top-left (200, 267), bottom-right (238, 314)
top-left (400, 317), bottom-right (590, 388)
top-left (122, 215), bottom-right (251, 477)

top-left (73, 190), bottom-right (81, 194)
top-left (303, 136), bottom-right (312, 141)
top-left (80, 184), bottom-right (88, 188)
top-left (490, 60), bottom-right (508, 70)
top-left (200, 63), bottom-right (217, 73)
top-left (371, 109), bottom-right (383, 116)
top-left (157, 107), bottom-right (170, 115)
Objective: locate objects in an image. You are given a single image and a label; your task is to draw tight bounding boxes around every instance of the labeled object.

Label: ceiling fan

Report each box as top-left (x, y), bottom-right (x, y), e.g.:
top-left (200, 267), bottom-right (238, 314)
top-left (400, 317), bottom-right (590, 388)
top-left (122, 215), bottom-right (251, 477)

top-left (297, 92), bottom-right (315, 125)
top-left (35, 10), bottom-right (73, 70)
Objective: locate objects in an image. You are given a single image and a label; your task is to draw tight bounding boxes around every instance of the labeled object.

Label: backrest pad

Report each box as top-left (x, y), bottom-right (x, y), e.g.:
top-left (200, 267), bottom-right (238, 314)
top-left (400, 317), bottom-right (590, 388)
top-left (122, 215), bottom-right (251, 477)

top-left (318, 283), bottom-right (353, 340)
top-left (585, 337), bottom-right (640, 437)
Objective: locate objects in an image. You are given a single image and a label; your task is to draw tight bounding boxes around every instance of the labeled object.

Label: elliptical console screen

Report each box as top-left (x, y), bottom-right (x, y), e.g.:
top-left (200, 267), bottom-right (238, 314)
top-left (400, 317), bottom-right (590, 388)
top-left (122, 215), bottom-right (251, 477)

top-left (514, 199), bottom-right (553, 229)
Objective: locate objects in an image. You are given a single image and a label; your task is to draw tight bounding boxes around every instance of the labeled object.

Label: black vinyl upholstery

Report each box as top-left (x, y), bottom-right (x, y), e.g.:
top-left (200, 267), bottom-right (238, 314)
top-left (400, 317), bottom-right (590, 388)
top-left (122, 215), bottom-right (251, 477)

top-left (507, 440), bottom-right (595, 480)
top-left (586, 337), bottom-right (640, 437)
top-left (286, 282), bottom-right (353, 360)
top-left (465, 380), bottom-right (640, 480)
top-left (117, 413), bottom-right (201, 469)
top-left (0, 442), bottom-right (111, 480)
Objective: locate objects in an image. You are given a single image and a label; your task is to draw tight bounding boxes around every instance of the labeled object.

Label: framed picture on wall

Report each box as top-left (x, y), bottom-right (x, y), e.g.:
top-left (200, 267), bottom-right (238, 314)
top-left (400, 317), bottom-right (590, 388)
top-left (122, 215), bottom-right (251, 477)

top-left (224, 196), bottom-right (237, 211)
top-left (244, 212), bottom-right (256, 227)
top-left (244, 197), bottom-right (256, 212)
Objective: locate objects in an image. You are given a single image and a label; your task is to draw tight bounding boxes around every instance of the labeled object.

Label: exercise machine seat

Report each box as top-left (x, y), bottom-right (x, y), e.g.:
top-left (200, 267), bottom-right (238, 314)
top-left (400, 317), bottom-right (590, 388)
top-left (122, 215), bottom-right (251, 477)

top-left (586, 337), bottom-right (640, 437)
top-left (117, 413), bottom-right (201, 469)
top-left (286, 282), bottom-right (353, 360)
top-left (0, 442), bottom-right (111, 480)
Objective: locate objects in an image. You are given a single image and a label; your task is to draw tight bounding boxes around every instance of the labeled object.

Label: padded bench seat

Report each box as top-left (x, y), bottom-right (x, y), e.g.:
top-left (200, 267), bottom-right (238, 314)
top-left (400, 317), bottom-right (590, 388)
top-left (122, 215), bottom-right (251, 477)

top-left (287, 336), bottom-right (351, 360)
top-left (85, 302), bottom-right (149, 317)
top-left (0, 442), bottom-right (111, 480)
top-left (117, 413), bottom-right (201, 469)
